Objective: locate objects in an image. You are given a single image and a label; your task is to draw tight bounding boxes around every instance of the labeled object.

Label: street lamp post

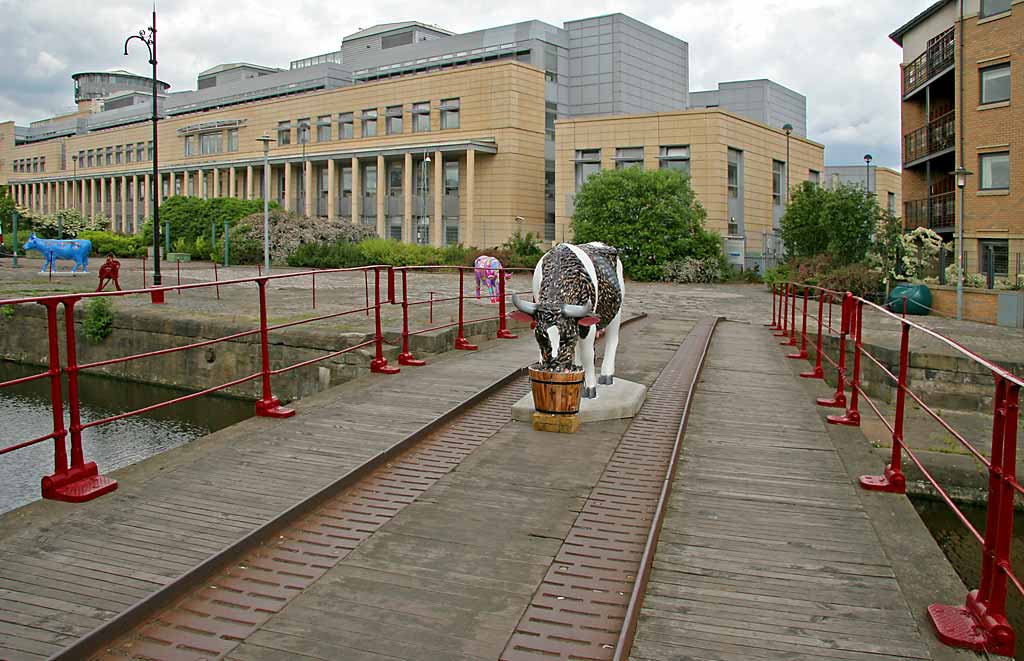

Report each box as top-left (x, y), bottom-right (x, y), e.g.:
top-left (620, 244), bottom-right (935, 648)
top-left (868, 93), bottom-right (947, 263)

top-left (422, 153), bottom-right (431, 244)
top-left (864, 154), bottom-right (873, 198)
top-left (71, 155), bottom-right (78, 213)
top-left (782, 124), bottom-right (793, 205)
top-left (124, 8), bottom-right (163, 299)
top-left (953, 166), bottom-right (972, 320)
top-left (257, 134), bottom-right (273, 272)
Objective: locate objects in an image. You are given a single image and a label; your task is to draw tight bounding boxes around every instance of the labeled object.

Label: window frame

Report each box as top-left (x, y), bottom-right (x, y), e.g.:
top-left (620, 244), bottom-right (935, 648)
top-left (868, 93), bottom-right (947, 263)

top-left (361, 109), bottom-right (378, 137)
top-left (338, 112), bottom-right (354, 139)
top-left (227, 128), bottom-right (239, 152)
top-left (979, 239), bottom-right (1009, 276)
top-left (728, 149), bottom-right (742, 199)
top-left (980, 63), bottom-right (1010, 105)
top-left (772, 160), bottom-right (786, 207)
top-left (316, 115), bottom-right (331, 142)
top-left (411, 102), bottom-right (430, 132)
top-left (658, 145), bottom-right (690, 174)
top-left (277, 120), bottom-right (292, 146)
top-left (614, 147), bottom-right (644, 170)
top-left (386, 105), bottom-right (403, 135)
top-left (980, 0), bottom-right (1012, 18)
top-left (297, 118), bottom-right (311, 145)
top-left (440, 98), bottom-right (460, 130)
top-left (979, 151), bottom-right (1010, 191)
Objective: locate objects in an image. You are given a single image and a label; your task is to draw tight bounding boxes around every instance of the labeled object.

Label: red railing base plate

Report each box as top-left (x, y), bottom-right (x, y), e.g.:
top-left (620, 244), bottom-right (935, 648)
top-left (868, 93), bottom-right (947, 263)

top-left (255, 397), bottom-right (296, 418)
top-left (398, 353), bottom-right (426, 366)
top-left (371, 359), bottom-right (400, 374)
top-left (455, 338), bottom-right (478, 351)
top-left (800, 368), bottom-right (825, 380)
top-left (827, 411), bottom-right (861, 427)
top-left (773, 330), bottom-right (788, 337)
top-left (41, 462), bottom-right (118, 503)
top-left (816, 395), bottom-right (847, 408)
top-left (787, 350), bottom-right (808, 360)
top-left (859, 465), bottom-right (906, 493)
top-left (781, 338), bottom-right (798, 346)
top-left (497, 330), bottom-right (518, 339)
top-left (928, 598), bottom-right (1015, 658)
top-left (150, 289), bottom-right (165, 305)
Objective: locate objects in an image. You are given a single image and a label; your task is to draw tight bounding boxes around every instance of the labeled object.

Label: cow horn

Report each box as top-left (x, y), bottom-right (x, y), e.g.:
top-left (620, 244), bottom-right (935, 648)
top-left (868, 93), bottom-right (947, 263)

top-left (512, 293), bottom-right (537, 316)
top-left (561, 302), bottom-right (593, 318)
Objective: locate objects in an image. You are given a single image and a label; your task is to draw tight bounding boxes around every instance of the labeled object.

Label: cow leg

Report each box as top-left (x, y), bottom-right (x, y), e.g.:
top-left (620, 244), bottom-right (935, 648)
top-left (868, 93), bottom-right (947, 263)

top-left (598, 310), bottom-right (622, 385)
top-left (81, 254), bottom-right (89, 273)
top-left (581, 332), bottom-right (598, 399)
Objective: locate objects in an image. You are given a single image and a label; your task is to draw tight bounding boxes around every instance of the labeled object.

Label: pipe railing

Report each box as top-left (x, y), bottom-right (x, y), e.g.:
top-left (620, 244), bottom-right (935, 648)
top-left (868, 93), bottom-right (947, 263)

top-left (769, 283), bottom-right (1022, 657)
top-left (0, 265), bottom-right (400, 504)
top-left (390, 265), bottom-right (532, 366)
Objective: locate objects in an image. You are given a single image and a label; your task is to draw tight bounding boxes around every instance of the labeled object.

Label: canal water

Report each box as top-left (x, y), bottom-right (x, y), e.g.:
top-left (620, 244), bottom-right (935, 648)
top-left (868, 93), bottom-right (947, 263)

top-left (0, 360), bottom-right (252, 515)
top-left (912, 498), bottom-right (1024, 658)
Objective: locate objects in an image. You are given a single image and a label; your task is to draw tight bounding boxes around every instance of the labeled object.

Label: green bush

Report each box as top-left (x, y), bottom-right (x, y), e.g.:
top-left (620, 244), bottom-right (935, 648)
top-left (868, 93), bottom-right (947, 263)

top-left (77, 230), bottom-right (146, 257)
top-left (83, 297), bottom-right (115, 343)
top-left (661, 257), bottom-right (724, 284)
top-left (357, 238), bottom-right (446, 266)
top-left (571, 167), bottom-right (725, 281)
top-left (817, 264), bottom-right (883, 298)
top-left (287, 241), bottom-right (369, 268)
top-left (780, 182), bottom-right (881, 265)
top-left (140, 196), bottom-right (274, 248)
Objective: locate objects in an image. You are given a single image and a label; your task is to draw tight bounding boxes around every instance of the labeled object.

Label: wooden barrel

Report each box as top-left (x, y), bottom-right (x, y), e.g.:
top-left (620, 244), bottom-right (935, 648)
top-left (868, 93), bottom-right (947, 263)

top-left (529, 366), bottom-right (584, 415)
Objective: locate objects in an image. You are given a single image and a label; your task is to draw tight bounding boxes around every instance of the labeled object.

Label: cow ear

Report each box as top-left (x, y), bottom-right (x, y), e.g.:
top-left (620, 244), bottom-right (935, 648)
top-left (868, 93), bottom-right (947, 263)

top-left (510, 311), bottom-right (534, 323)
top-left (578, 316), bottom-right (600, 327)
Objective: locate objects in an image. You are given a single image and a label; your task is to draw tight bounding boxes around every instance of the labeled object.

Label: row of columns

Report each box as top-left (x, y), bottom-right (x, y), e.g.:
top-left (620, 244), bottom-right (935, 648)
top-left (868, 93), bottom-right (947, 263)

top-left (8, 149), bottom-right (476, 246)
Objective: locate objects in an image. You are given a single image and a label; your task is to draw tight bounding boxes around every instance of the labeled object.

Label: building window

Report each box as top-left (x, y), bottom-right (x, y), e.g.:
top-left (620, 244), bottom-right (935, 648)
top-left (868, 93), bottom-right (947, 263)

top-left (444, 161), bottom-right (459, 195)
top-left (981, 64), bottom-right (1010, 104)
top-left (727, 150), bottom-right (742, 199)
top-left (387, 161), bottom-right (403, 194)
top-left (148, 141), bottom-right (154, 161)
top-left (658, 145), bottom-right (690, 174)
top-left (137, 143), bottom-right (145, 162)
top-left (980, 152), bottom-right (1009, 190)
top-left (361, 109), bottom-right (378, 137)
top-left (227, 128), bottom-right (238, 152)
top-left (440, 98), bottom-right (460, 129)
top-left (297, 118), bottom-right (311, 145)
top-left (412, 102), bottom-right (430, 132)
top-left (615, 147), bottom-right (644, 169)
top-left (574, 149), bottom-right (601, 192)
top-left (277, 121), bottom-right (291, 146)
top-left (316, 115), bottom-right (331, 142)
top-left (339, 112), bottom-right (354, 139)
top-left (772, 160), bottom-right (785, 207)
top-left (87, 150), bottom-right (94, 168)
top-left (888, 192), bottom-right (896, 214)
top-left (200, 132), bottom-right (222, 155)
top-left (39, 157), bottom-right (45, 173)
top-left (105, 147), bottom-right (113, 166)
top-left (445, 217), bottom-right (459, 245)
top-left (60, 142), bottom-right (67, 170)
top-left (980, 0), bottom-right (1012, 17)
top-left (809, 169), bottom-right (820, 185)
top-left (979, 239), bottom-right (1009, 276)
top-left (386, 105), bottom-right (403, 135)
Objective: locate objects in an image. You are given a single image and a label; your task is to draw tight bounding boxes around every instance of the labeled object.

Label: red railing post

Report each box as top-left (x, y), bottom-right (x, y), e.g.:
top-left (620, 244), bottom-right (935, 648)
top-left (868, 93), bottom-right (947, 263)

top-left (398, 269), bottom-right (425, 366)
top-left (454, 268), bottom-right (478, 351)
top-left (40, 300), bottom-right (68, 477)
top-left (371, 267), bottom-right (400, 374)
top-left (141, 254), bottom-right (147, 289)
top-left (800, 289), bottom-right (825, 379)
top-left (213, 261), bottom-right (220, 300)
top-left (817, 292), bottom-right (851, 409)
top-left (774, 284), bottom-right (789, 337)
top-left (768, 285), bottom-right (778, 329)
top-left (860, 320), bottom-right (909, 493)
top-left (40, 298), bottom-right (118, 502)
top-left (829, 298), bottom-right (863, 426)
top-left (787, 287), bottom-right (809, 359)
top-left (387, 266), bottom-right (396, 305)
top-left (254, 278), bottom-right (296, 418)
top-left (928, 377), bottom-right (1018, 657)
top-left (496, 267), bottom-right (517, 340)
top-left (783, 284), bottom-right (798, 346)
top-left (364, 269), bottom-right (370, 316)
top-left (312, 271), bottom-right (316, 310)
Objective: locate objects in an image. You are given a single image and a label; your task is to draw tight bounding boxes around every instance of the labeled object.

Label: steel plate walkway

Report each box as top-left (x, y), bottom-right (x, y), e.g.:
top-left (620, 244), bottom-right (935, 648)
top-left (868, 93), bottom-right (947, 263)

top-left (630, 320), bottom-right (933, 660)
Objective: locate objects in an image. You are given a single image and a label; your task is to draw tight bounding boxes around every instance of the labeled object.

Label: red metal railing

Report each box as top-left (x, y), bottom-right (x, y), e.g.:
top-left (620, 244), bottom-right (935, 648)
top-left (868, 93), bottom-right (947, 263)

top-left (0, 266), bottom-right (399, 504)
top-left (769, 283), bottom-right (1022, 656)
top-left (390, 265), bottom-right (533, 366)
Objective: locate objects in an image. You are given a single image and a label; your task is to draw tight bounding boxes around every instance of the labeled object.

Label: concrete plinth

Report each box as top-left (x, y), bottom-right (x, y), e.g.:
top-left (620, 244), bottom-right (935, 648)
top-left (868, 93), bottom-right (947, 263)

top-left (512, 378), bottom-right (647, 424)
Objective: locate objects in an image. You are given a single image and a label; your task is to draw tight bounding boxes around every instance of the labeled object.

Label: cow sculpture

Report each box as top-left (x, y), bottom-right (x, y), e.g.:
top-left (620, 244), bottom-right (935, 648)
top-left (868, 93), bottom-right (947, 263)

top-left (23, 234), bottom-right (92, 273)
top-left (512, 242), bottom-right (623, 399)
top-left (474, 255), bottom-right (513, 303)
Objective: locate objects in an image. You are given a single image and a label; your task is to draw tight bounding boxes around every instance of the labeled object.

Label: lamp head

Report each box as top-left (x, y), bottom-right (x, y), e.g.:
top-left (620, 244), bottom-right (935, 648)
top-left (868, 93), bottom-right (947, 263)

top-left (782, 123), bottom-right (793, 136)
top-left (864, 154), bottom-right (873, 164)
top-left (952, 166), bottom-right (973, 189)
top-left (424, 154), bottom-right (431, 164)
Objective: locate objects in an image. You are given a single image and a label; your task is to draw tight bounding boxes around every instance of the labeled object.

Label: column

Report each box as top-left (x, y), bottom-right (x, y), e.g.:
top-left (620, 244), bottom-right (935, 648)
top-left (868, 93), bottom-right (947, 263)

top-left (326, 159), bottom-right (336, 221)
top-left (433, 150), bottom-right (443, 247)
top-left (64, 180), bottom-right (71, 211)
top-left (351, 157), bottom-right (360, 226)
top-left (144, 173), bottom-right (151, 222)
top-left (376, 154), bottom-right (385, 237)
top-left (305, 160), bottom-right (314, 218)
top-left (212, 167), bottom-right (220, 198)
top-left (121, 176), bottom-right (129, 233)
top-left (99, 177), bottom-right (107, 219)
top-left (283, 161), bottom-right (292, 212)
top-left (131, 175), bottom-right (139, 233)
top-left (168, 172), bottom-right (176, 198)
top-left (80, 179), bottom-right (87, 213)
top-left (229, 166), bottom-right (237, 200)
top-left (466, 149), bottom-right (475, 248)
top-left (246, 165), bottom-right (255, 200)
top-left (192, 169), bottom-right (200, 198)
top-left (403, 152), bottom-right (412, 242)
top-left (89, 179), bottom-right (97, 222)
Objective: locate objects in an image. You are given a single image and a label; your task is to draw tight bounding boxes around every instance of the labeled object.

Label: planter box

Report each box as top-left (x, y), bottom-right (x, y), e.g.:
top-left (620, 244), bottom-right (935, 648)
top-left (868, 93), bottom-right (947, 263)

top-left (166, 253), bottom-right (191, 262)
top-left (929, 285), bottom-right (1000, 325)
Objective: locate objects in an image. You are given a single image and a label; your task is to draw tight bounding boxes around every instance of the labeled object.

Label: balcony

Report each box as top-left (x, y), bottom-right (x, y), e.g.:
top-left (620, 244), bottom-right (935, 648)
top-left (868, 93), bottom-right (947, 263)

top-left (904, 191), bottom-right (955, 232)
top-left (902, 27), bottom-right (954, 97)
top-left (903, 110), bottom-right (955, 164)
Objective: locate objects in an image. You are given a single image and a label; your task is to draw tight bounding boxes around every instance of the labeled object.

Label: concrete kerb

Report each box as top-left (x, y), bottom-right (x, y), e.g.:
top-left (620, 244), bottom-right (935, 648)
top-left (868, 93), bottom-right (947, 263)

top-left (778, 336), bottom-right (1006, 661)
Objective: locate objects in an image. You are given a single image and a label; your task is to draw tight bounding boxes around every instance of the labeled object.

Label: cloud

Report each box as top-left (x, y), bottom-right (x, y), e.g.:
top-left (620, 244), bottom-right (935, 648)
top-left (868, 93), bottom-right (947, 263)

top-left (0, 0), bottom-right (938, 169)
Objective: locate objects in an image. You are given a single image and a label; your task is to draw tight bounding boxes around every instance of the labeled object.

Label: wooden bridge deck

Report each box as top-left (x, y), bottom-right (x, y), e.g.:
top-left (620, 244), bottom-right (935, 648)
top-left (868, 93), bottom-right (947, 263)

top-left (630, 320), bottom-right (936, 661)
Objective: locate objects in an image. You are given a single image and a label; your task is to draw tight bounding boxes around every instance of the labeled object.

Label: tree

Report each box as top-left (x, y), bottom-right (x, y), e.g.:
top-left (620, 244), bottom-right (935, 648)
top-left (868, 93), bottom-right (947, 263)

top-left (571, 167), bottom-right (723, 281)
top-left (780, 182), bottom-right (882, 265)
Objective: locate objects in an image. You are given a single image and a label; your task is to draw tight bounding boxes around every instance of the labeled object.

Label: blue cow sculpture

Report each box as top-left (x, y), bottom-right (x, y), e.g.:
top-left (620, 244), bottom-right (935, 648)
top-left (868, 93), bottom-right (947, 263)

top-left (23, 234), bottom-right (92, 273)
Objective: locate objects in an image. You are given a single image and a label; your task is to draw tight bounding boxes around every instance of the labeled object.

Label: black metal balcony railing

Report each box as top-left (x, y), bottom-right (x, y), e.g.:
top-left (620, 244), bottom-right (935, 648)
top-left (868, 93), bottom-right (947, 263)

top-left (904, 191), bottom-right (955, 231)
top-left (902, 27), bottom-right (955, 96)
top-left (903, 110), bottom-right (956, 163)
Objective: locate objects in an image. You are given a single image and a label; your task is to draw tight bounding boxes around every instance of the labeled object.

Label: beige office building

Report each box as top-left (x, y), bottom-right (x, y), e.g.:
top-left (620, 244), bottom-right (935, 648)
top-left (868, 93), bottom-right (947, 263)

top-left (556, 109), bottom-right (824, 267)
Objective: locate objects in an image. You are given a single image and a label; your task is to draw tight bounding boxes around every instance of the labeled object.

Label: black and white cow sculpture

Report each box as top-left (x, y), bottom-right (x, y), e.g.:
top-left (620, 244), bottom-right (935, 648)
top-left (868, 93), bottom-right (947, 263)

top-left (512, 242), bottom-right (624, 399)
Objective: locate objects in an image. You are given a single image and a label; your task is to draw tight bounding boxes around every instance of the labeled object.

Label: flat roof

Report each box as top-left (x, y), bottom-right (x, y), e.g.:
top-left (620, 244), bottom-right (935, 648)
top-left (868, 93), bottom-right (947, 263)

top-left (343, 21), bottom-right (453, 41)
top-left (889, 0), bottom-right (951, 46)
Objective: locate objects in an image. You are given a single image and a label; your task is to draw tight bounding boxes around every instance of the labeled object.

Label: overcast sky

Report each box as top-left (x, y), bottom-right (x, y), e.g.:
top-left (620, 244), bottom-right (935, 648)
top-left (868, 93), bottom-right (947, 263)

top-left (0, 0), bottom-right (936, 169)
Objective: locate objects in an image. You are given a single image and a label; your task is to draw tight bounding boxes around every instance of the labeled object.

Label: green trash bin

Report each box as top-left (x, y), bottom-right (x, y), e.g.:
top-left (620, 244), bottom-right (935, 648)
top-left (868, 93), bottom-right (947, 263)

top-left (887, 282), bottom-right (932, 316)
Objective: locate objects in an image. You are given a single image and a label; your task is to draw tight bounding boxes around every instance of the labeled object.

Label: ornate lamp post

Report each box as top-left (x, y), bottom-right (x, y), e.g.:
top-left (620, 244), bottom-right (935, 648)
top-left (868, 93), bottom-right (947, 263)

top-left (124, 8), bottom-right (163, 297)
top-left (256, 134), bottom-right (273, 272)
top-left (782, 124), bottom-right (793, 205)
top-left (952, 166), bottom-right (973, 320)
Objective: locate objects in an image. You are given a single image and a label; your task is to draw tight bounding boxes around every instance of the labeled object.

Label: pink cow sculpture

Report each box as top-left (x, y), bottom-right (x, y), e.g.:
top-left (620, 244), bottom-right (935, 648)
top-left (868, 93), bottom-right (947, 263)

top-left (474, 255), bottom-right (512, 303)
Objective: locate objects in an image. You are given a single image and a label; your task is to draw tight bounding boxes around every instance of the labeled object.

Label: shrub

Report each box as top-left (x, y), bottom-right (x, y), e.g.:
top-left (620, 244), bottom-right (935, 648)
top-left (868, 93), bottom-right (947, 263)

top-left (781, 182), bottom-right (881, 265)
top-left (212, 209), bottom-right (378, 264)
top-left (661, 257), bottom-right (724, 284)
top-left (77, 230), bottom-right (146, 257)
top-left (140, 196), bottom-right (277, 249)
top-left (440, 244), bottom-right (476, 266)
top-left (192, 234), bottom-right (211, 261)
top-left (357, 238), bottom-right (445, 266)
top-left (83, 297), bottom-right (115, 343)
top-left (787, 254), bottom-right (836, 285)
top-left (945, 264), bottom-right (986, 289)
top-left (762, 264), bottom-right (791, 286)
top-left (818, 264), bottom-right (883, 298)
top-left (286, 241), bottom-right (369, 268)
top-left (571, 167), bottom-right (724, 281)
top-left (27, 209), bottom-right (100, 239)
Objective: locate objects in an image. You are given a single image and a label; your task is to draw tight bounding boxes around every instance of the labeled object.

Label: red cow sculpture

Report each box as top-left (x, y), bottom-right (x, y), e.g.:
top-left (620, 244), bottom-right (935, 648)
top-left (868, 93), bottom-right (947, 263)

top-left (96, 254), bottom-right (122, 292)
